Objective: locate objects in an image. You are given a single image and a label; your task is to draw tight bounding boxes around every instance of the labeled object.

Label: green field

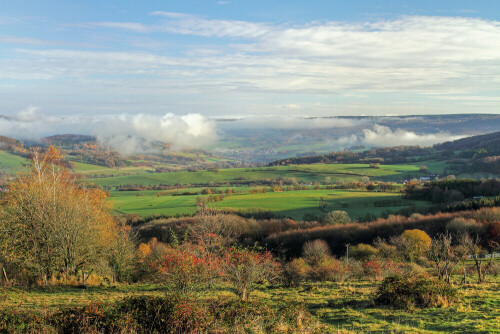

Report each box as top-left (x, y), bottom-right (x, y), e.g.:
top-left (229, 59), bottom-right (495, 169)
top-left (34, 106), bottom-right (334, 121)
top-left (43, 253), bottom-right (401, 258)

top-left (71, 161), bottom-right (155, 176)
top-left (0, 151), bottom-right (30, 175)
top-left (111, 188), bottom-right (430, 219)
top-left (85, 163), bottom-right (419, 189)
top-left (0, 151), bottom-right (433, 220)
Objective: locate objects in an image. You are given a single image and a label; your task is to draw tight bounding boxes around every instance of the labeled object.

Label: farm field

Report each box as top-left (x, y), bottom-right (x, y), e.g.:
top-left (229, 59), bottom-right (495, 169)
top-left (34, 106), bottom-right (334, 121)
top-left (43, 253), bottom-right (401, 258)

top-left (85, 163), bottom-right (420, 189)
top-left (1, 277), bottom-right (498, 333)
top-left (110, 188), bottom-right (430, 219)
top-left (0, 151), bottom-right (30, 175)
top-left (71, 161), bottom-right (156, 176)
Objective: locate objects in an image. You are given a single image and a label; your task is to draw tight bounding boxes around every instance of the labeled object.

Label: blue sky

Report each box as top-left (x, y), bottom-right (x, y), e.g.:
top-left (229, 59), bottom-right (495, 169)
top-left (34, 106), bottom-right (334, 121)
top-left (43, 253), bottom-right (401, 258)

top-left (1, 0), bottom-right (500, 119)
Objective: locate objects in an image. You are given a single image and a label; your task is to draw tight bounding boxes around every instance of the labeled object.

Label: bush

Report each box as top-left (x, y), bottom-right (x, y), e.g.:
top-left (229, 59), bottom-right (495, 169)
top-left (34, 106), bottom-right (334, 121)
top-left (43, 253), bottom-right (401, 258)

top-left (224, 248), bottom-right (280, 301)
top-left (375, 273), bottom-right (458, 309)
top-left (2, 296), bottom-right (325, 333)
top-left (282, 258), bottom-right (310, 287)
top-left (446, 217), bottom-right (484, 239)
top-left (303, 239), bottom-right (330, 266)
top-left (324, 210), bottom-right (351, 225)
top-left (350, 243), bottom-right (379, 261)
top-left (308, 258), bottom-right (348, 282)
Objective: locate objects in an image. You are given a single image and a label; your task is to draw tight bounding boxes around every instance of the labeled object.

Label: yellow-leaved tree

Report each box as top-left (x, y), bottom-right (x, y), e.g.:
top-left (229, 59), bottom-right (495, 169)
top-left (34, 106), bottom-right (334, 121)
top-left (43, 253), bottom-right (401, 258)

top-left (400, 229), bottom-right (432, 262)
top-left (0, 146), bottom-right (119, 285)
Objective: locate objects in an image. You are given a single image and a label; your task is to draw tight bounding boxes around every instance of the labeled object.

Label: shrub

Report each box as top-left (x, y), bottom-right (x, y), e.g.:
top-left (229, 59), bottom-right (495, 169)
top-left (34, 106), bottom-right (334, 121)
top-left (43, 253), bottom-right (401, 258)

top-left (446, 217), bottom-right (484, 239)
top-left (282, 258), bottom-right (310, 287)
top-left (303, 239), bottom-right (330, 266)
top-left (324, 210), bottom-right (351, 225)
top-left (488, 221), bottom-right (500, 246)
top-left (152, 242), bottom-right (223, 294)
top-left (46, 295), bottom-right (326, 334)
top-left (373, 238), bottom-right (398, 260)
top-left (375, 273), bottom-right (458, 309)
top-left (484, 261), bottom-right (500, 276)
top-left (362, 260), bottom-right (383, 280)
top-left (350, 243), bottom-right (379, 261)
top-left (308, 258), bottom-right (348, 282)
top-left (223, 248), bottom-right (280, 301)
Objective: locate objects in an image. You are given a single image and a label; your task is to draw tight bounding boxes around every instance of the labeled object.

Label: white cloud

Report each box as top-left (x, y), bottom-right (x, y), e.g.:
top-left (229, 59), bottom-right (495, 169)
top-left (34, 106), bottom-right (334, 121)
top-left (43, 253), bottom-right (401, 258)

top-left (85, 22), bottom-right (149, 33)
top-left (362, 124), bottom-right (464, 147)
top-left (93, 113), bottom-right (218, 154)
top-left (0, 107), bottom-right (217, 154)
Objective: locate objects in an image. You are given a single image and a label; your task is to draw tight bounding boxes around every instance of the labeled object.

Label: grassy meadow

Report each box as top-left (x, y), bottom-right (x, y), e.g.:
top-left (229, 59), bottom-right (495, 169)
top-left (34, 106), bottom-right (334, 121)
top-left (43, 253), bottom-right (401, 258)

top-left (80, 162), bottom-right (430, 219)
top-left (110, 188), bottom-right (430, 219)
top-left (0, 151), bottom-right (30, 175)
top-left (83, 163), bottom-right (420, 188)
top-left (1, 277), bottom-right (498, 333)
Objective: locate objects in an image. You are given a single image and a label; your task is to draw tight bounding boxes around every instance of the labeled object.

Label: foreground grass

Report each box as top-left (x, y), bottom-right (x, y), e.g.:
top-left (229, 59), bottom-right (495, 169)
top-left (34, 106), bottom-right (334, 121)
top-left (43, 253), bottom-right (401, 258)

top-left (2, 277), bottom-right (498, 333)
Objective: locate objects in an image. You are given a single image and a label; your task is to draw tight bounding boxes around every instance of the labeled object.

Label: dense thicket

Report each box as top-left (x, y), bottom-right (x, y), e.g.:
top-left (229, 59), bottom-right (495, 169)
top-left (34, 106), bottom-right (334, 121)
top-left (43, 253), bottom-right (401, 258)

top-left (264, 209), bottom-right (498, 258)
top-left (404, 179), bottom-right (500, 203)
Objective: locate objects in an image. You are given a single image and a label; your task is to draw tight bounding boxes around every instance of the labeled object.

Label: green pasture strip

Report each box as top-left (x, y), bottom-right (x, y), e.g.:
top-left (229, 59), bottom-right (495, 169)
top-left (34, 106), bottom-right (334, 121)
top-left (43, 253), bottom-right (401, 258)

top-left (109, 189), bottom-right (430, 220)
top-left (0, 150), bottom-right (30, 175)
top-left (84, 163), bottom-right (417, 188)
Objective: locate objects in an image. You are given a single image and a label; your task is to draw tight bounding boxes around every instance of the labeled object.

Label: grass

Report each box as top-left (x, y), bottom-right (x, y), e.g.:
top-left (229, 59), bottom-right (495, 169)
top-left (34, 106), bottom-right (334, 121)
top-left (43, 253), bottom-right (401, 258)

top-left (209, 189), bottom-right (429, 220)
top-left (96, 163), bottom-right (429, 219)
top-left (2, 277), bottom-right (498, 333)
top-left (111, 190), bottom-right (199, 216)
top-left (110, 188), bottom-right (430, 219)
top-left (0, 151), bottom-right (30, 175)
top-left (84, 163), bottom-right (418, 188)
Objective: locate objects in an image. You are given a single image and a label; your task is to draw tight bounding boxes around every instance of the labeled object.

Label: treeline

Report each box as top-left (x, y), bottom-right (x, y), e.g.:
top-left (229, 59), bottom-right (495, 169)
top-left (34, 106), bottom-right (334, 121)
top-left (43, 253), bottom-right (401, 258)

top-left (0, 135), bottom-right (23, 151)
top-left (264, 208), bottom-right (500, 258)
top-left (68, 148), bottom-right (129, 168)
top-left (404, 178), bottom-right (500, 203)
top-left (133, 208), bottom-right (500, 260)
top-left (270, 145), bottom-right (436, 166)
top-left (43, 134), bottom-right (95, 146)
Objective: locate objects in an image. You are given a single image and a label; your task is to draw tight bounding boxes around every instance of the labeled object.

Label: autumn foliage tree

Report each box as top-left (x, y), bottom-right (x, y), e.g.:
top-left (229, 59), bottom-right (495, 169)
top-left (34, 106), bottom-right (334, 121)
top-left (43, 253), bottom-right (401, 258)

top-left (0, 147), bottom-right (117, 285)
top-left (399, 229), bottom-right (432, 262)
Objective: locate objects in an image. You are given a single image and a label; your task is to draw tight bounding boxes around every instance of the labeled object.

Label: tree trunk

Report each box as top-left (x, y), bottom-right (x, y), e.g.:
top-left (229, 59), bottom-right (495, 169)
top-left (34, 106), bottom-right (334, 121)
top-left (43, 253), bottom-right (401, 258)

top-left (240, 287), bottom-right (249, 301)
top-left (2, 266), bottom-right (9, 285)
top-left (82, 266), bottom-right (86, 287)
top-left (435, 262), bottom-right (441, 280)
top-left (474, 258), bottom-right (482, 283)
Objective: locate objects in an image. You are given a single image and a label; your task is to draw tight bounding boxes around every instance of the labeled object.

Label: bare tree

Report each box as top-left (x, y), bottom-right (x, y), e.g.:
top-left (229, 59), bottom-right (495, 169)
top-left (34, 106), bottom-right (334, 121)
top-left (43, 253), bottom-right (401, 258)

top-left (460, 233), bottom-right (486, 283)
top-left (428, 233), bottom-right (458, 283)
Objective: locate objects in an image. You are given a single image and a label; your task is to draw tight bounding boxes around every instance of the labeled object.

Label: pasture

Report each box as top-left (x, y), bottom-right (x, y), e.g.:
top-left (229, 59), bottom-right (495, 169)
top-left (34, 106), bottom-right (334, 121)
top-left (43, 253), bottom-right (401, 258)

top-left (110, 188), bottom-right (429, 220)
top-left (85, 163), bottom-right (419, 189)
top-left (0, 151), bottom-right (30, 175)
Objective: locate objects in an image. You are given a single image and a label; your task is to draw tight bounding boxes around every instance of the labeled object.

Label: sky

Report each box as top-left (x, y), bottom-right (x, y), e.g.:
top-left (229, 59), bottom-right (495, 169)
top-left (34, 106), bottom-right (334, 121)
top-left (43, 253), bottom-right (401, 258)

top-left (1, 0), bottom-right (500, 119)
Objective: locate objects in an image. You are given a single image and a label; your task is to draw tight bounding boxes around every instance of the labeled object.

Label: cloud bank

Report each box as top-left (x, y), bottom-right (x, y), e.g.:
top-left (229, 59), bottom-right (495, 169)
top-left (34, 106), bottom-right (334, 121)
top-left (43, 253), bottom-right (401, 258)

top-left (0, 107), bottom-right (217, 154)
top-left (361, 125), bottom-right (464, 147)
top-left (92, 113), bottom-right (217, 154)
top-left (0, 108), bottom-right (471, 154)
